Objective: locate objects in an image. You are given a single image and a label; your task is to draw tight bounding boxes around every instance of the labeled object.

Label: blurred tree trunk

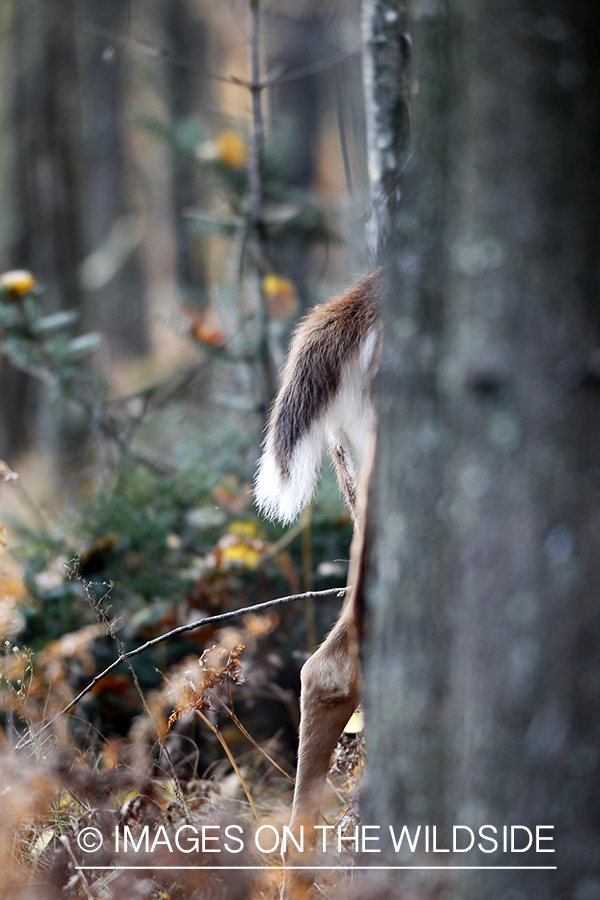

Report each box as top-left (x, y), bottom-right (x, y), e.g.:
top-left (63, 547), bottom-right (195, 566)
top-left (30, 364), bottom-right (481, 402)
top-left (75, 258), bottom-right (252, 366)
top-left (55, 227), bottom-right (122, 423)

top-left (362, 0), bottom-right (411, 262)
top-left (10, 0), bottom-right (85, 309)
top-left (0, 0), bottom-right (86, 457)
top-left (160, 0), bottom-right (209, 302)
top-left (363, 1), bottom-right (600, 898)
top-left (1, 0), bottom-right (148, 458)
top-left (79, 0), bottom-right (148, 356)
top-left (267, 13), bottom-right (325, 305)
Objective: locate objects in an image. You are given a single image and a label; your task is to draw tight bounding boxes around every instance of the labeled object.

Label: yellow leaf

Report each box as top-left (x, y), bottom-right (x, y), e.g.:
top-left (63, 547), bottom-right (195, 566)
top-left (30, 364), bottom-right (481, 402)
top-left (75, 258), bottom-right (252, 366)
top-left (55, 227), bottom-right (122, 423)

top-left (216, 130), bottom-right (248, 169)
top-left (228, 520), bottom-right (259, 538)
top-left (32, 828), bottom-right (54, 855)
top-left (344, 709), bottom-right (365, 734)
top-left (220, 539), bottom-right (262, 570)
top-left (262, 274), bottom-right (298, 321)
top-left (0, 269), bottom-right (36, 297)
top-left (262, 274), bottom-right (293, 298)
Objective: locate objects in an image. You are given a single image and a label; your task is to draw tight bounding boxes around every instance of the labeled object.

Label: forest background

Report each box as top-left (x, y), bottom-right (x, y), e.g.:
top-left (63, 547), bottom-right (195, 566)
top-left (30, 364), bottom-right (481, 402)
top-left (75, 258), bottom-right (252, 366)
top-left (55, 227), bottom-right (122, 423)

top-left (0, 1), bottom-right (368, 897)
top-left (1, 1), bottom-right (600, 899)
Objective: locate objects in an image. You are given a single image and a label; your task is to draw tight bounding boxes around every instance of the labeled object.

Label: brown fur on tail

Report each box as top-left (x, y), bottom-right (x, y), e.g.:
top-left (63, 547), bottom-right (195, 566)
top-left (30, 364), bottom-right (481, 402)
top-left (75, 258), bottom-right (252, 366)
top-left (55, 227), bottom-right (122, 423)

top-left (255, 269), bottom-right (382, 524)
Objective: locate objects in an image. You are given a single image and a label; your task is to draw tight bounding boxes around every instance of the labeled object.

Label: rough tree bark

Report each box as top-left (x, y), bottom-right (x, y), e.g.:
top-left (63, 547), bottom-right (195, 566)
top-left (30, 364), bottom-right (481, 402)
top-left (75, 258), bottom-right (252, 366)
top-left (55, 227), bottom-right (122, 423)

top-left (363, 1), bottom-right (600, 899)
top-left (362, 0), bottom-right (411, 261)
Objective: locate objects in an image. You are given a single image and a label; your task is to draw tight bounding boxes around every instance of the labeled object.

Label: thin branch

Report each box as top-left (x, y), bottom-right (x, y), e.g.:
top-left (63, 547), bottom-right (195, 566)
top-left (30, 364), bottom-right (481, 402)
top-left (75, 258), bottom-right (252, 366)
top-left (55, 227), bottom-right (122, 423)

top-left (209, 689), bottom-right (295, 783)
top-left (194, 705), bottom-right (277, 867)
top-left (80, 23), bottom-right (360, 88)
top-left (332, 51), bottom-right (357, 214)
top-left (58, 837), bottom-right (95, 900)
top-left (17, 587), bottom-right (347, 750)
top-left (275, 44), bottom-right (361, 84)
top-left (112, 361), bottom-right (211, 415)
top-left (0, 356), bottom-right (59, 387)
top-left (247, 0), bottom-right (276, 408)
top-left (248, 0), bottom-right (265, 231)
top-left (81, 23), bottom-right (240, 86)
top-left (195, 708), bottom-right (263, 825)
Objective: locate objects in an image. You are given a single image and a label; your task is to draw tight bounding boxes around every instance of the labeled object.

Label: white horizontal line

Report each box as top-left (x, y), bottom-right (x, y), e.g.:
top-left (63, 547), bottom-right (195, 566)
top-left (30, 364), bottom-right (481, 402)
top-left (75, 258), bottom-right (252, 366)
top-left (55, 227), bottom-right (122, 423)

top-left (75, 865), bottom-right (558, 871)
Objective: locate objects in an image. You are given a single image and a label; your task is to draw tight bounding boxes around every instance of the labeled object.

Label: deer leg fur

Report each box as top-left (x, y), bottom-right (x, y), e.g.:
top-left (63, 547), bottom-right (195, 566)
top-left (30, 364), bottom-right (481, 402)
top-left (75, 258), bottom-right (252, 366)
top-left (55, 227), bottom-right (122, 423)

top-left (252, 275), bottom-right (381, 898)
top-left (282, 600), bottom-right (360, 899)
top-left (282, 436), bottom-right (373, 899)
top-left (291, 603), bottom-right (360, 833)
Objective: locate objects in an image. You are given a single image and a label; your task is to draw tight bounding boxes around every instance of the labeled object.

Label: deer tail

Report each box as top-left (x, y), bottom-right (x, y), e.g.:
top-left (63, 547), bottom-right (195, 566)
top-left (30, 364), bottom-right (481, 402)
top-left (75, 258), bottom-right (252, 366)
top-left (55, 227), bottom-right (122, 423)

top-left (254, 271), bottom-right (381, 524)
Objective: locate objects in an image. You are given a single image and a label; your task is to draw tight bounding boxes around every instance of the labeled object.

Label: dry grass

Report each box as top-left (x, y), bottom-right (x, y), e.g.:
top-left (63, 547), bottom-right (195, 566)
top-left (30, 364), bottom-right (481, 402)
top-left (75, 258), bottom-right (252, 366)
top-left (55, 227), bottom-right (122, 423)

top-left (0, 599), bottom-right (365, 900)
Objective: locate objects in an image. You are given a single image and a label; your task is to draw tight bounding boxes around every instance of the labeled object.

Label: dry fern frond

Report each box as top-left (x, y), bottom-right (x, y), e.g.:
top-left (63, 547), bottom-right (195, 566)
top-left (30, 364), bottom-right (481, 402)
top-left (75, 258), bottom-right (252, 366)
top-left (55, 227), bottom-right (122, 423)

top-left (166, 642), bottom-right (245, 729)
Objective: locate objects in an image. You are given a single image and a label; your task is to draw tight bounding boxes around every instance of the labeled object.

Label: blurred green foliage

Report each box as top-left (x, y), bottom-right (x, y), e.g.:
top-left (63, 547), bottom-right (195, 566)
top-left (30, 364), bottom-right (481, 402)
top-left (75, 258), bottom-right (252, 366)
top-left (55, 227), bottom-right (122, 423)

top-left (0, 270), bottom-right (352, 747)
top-left (0, 97), bottom-right (352, 753)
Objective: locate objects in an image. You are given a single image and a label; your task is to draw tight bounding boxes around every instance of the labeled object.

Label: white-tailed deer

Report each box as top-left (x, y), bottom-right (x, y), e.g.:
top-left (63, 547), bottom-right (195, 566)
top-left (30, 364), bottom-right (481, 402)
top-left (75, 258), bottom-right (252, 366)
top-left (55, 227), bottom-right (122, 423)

top-left (255, 269), bottom-right (382, 896)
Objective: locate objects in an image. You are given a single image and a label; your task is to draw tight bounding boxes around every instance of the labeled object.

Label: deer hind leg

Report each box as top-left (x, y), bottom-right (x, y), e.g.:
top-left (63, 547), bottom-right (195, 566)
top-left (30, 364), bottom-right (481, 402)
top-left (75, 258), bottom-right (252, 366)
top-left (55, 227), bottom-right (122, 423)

top-left (282, 433), bottom-right (374, 899)
top-left (329, 441), bottom-right (358, 518)
top-left (282, 603), bottom-right (360, 899)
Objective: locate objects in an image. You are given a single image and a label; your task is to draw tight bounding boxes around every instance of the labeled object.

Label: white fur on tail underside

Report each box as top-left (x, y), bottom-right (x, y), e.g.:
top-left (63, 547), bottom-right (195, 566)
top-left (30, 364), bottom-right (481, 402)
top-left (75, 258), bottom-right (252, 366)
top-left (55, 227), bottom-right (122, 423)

top-left (254, 326), bottom-right (378, 524)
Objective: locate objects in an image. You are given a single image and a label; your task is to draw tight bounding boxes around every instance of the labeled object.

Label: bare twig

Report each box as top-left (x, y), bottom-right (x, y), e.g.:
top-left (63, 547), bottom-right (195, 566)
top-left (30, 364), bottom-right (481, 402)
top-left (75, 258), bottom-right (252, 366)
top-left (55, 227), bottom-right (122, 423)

top-left (194, 706), bottom-right (277, 867)
top-left (249, 0), bottom-right (265, 230)
top-left (247, 0), bottom-right (276, 407)
top-left (81, 23), bottom-right (242, 87)
top-left (17, 587), bottom-right (347, 750)
top-left (195, 708), bottom-right (263, 824)
top-left (332, 52), bottom-right (357, 215)
top-left (59, 836), bottom-right (95, 900)
top-left (275, 44), bottom-right (362, 84)
top-left (208, 689), bottom-right (294, 783)
top-left (80, 23), bottom-right (360, 88)
top-left (112, 361), bottom-right (211, 415)
top-left (68, 587), bottom-right (346, 711)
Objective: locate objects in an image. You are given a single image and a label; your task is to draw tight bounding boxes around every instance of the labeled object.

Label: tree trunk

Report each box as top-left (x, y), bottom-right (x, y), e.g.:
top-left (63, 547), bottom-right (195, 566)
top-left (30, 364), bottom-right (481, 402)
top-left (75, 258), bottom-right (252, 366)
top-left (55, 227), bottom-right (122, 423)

top-left (363, 1), bottom-right (600, 898)
top-left (79, 0), bottom-right (148, 356)
top-left (362, 0), bottom-right (411, 261)
top-left (1, 0), bottom-right (86, 457)
top-left (266, 12), bottom-right (326, 304)
top-left (160, 0), bottom-right (209, 300)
